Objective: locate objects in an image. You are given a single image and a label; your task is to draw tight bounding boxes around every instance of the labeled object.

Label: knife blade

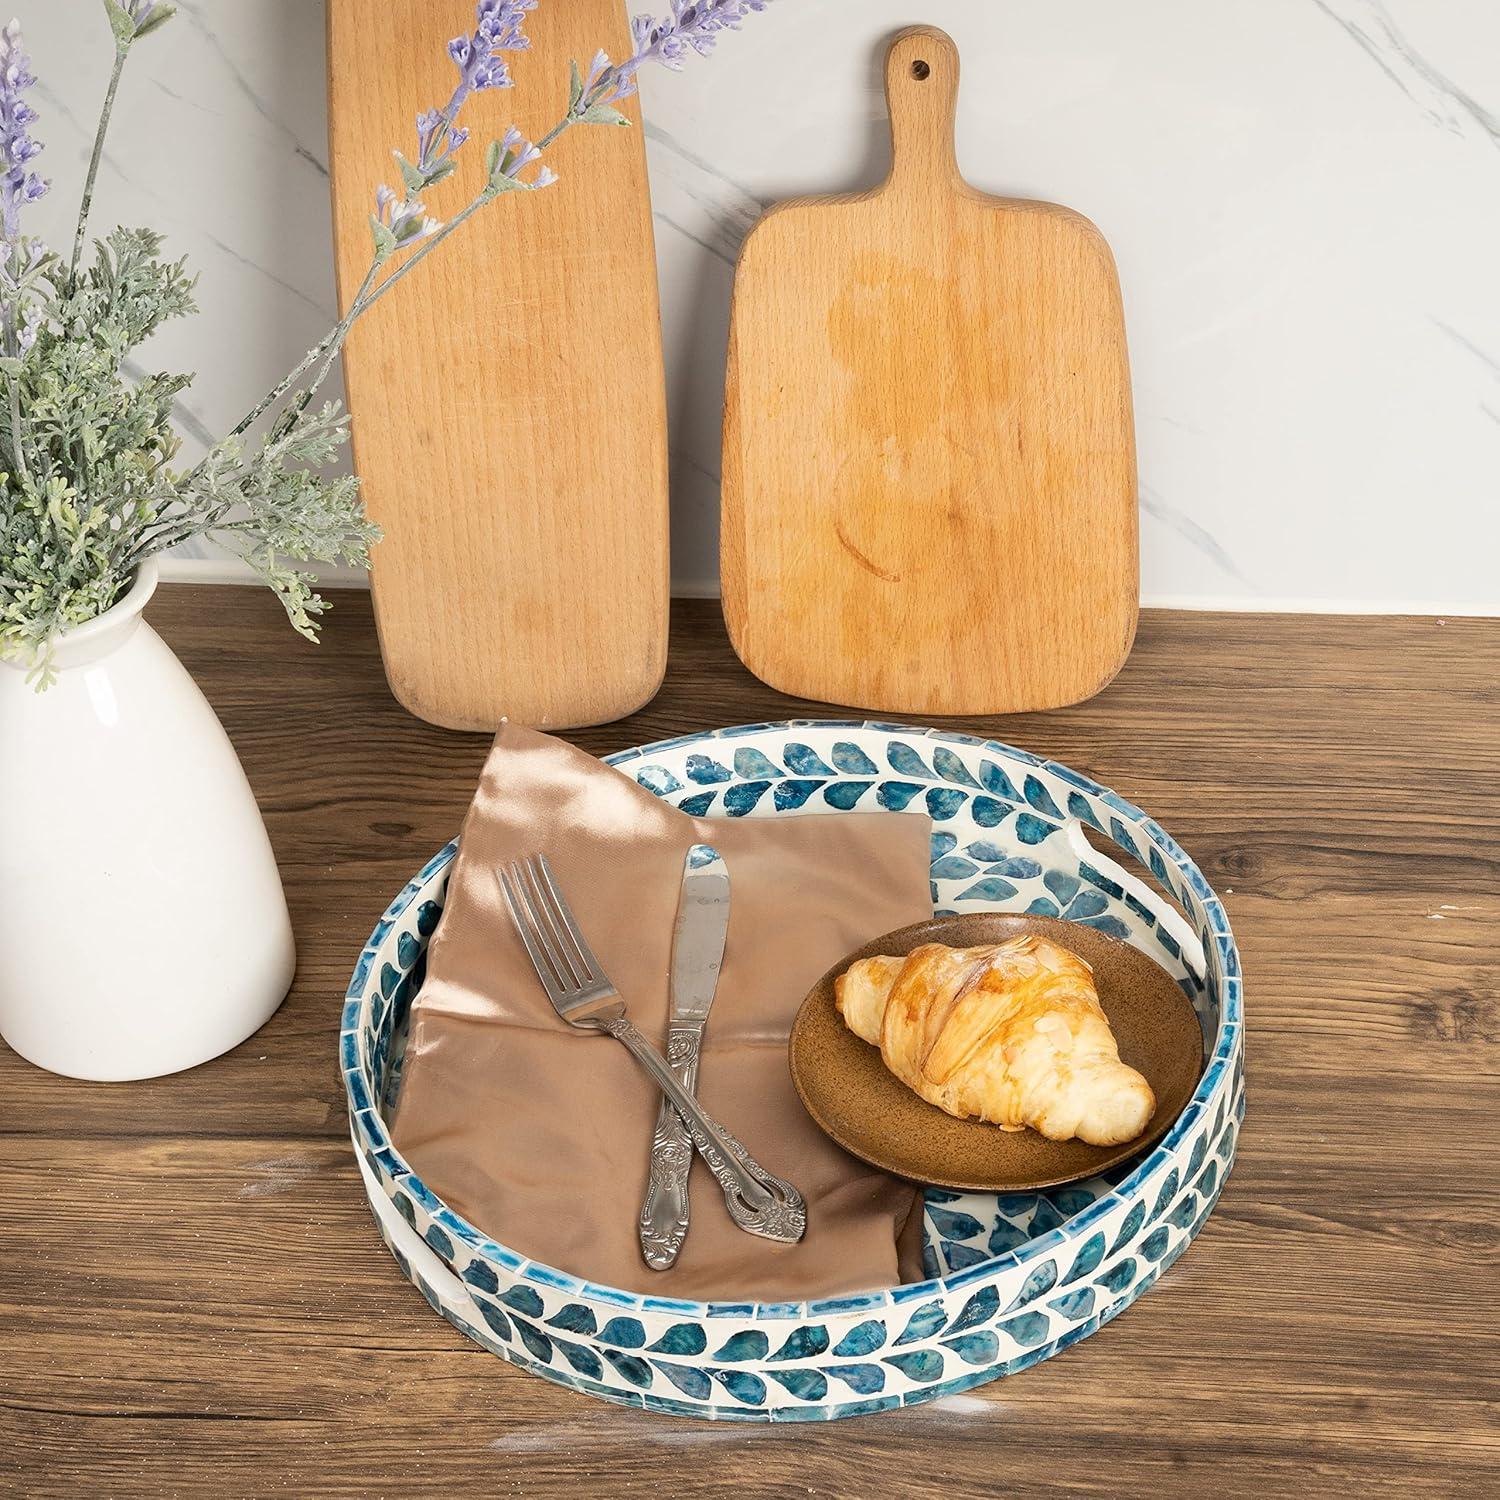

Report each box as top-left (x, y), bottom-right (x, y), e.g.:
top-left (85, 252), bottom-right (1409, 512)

top-left (638, 843), bottom-right (730, 1270)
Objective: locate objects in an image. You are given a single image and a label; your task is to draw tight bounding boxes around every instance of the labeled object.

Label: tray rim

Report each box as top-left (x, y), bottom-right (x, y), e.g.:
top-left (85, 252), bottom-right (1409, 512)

top-left (343, 718), bottom-right (1241, 1323)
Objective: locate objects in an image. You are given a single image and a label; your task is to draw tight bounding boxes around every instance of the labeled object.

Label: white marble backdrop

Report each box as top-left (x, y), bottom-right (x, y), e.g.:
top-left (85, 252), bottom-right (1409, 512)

top-left (18, 0), bottom-right (1500, 611)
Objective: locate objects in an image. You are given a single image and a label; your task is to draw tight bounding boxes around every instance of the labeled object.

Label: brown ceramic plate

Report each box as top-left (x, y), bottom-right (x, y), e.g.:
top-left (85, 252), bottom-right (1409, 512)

top-left (789, 913), bottom-right (1203, 1192)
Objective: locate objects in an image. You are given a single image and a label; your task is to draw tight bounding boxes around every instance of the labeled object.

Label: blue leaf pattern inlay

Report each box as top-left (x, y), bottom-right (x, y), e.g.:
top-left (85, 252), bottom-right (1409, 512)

top-left (654, 1361), bottom-right (712, 1400)
top-left (712, 1330), bottom-right (770, 1362)
top-left (546, 1303), bottom-right (597, 1335)
top-left (1141, 1227), bottom-right (1172, 1262)
top-left (711, 1369), bottom-right (768, 1405)
top-left (602, 1349), bottom-right (654, 1388)
top-left (979, 761), bottom-right (1021, 800)
top-left (1023, 776), bottom-right (1065, 819)
top-left (499, 1286), bottom-right (544, 1318)
top-left (893, 1302), bottom-right (947, 1347)
top-left (971, 797), bottom-right (1008, 827)
top-left (769, 1326), bottom-right (829, 1361)
top-left (597, 1317), bottom-right (646, 1348)
top-left (555, 1340), bottom-right (603, 1380)
top-left (830, 741), bottom-right (879, 775)
top-left (1051, 1287), bottom-right (1096, 1321)
top-left (733, 748), bottom-right (784, 779)
top-left (933, 747), bottom-right (982, 787)
top-left (723, 780), bottom-right (771, 816)
top-left (1109, 1201), bottom-right (1146, 1255)
top-left (827, 1364), bottom-right (885, 1395)
top-left (782, 743), bottom-right (836, 776)
top-left (876, 781), bottom-right (924, 811)
top-left (823, 781), bottom-right (873, 810)
top-left (636, 765), bottom-right (684, 795)
top-left (1062, 1233), bottom-right (1107, 1285)
top-left (647, 1324), bottom-right (707, 1356)
top-left (999, 1312), bottom-right (1051, 1348)
top-left (512, 1316), bottom-right (554, 1363)
top-left (684, 754), bottom-right (732, 784)
top-left (943, 1331), bottom-right (1000, 1366)
top-left (1016, 813), bottom-right (1058, 845)
top-left (886, 743), bottom-right (934, 778)
top-left (955, 877), bottom-right (1018, 903)
top-left (476, 1298), bottom-right (511, 1340)
top-left (883, 1349), bottom-right (944, 1384)
top-left (462, 1261), bottom-right (499, 1294)
top-left (773, 779), bottom-right (824, 811)
top-left (1003, 1259), bottom-right (1058, 1313)
top-left (946, 1285), bottom-right (1000, 1335)
top-left (926, 787), bottom-right (968, 821)
top-left (1149, 1170), bottom-right (1180, 1225)
top-left (832, 1320), bottom-right (886, 1357)
top-left (927, 1207), bottom-right (985, 1242)
top-left (1097, 1258), bottom-right (1137, 1294)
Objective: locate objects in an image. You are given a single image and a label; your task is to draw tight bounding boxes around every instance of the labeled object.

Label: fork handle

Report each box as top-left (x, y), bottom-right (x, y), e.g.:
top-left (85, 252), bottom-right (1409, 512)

top-left (603, 1018), bottom-right (806, 1246)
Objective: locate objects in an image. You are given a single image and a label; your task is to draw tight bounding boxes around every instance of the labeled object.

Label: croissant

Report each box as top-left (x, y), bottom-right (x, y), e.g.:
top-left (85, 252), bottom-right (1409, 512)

top-left (835, 935), bottom-right (1154, 1146)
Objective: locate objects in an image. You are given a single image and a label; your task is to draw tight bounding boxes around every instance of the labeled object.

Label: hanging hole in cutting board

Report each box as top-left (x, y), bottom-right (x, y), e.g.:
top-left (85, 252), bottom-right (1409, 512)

top-left (911, 59), bottom-right (931, 80)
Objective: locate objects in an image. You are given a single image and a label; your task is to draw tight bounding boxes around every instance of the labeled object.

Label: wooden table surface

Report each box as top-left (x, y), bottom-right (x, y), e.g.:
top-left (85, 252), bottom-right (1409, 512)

top-left (3, 587), bottom-right (1496, 1499)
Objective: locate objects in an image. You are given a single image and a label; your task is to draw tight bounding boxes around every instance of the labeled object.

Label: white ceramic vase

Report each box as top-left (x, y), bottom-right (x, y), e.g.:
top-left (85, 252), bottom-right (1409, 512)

top-left (0, 560), bottom-right (295, 1080)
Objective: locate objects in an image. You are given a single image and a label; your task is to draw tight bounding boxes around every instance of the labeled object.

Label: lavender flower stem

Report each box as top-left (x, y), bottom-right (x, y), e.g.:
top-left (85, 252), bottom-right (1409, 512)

top-left (68, 46), bottom-right (128, 290)
top-left (331, 111), bottom-right (581, 336)
top-left (8, 377), bottom-right (30, 487)
top-left (219, 262), bottom-right (379, 445)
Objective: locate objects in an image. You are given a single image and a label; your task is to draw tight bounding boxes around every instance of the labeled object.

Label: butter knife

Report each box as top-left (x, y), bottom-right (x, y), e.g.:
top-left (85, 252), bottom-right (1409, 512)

top-left (638, 843), bottom-right (730, 1270)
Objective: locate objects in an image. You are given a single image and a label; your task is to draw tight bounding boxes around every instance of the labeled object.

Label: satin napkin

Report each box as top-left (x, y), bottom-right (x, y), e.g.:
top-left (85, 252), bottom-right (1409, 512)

top-left (390, 722), bottom-right (935, 1300)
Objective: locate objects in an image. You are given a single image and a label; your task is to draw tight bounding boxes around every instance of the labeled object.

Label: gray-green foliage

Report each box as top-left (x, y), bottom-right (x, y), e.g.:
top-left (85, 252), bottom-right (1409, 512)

top-left (0, 228), bottom-right (375, 677)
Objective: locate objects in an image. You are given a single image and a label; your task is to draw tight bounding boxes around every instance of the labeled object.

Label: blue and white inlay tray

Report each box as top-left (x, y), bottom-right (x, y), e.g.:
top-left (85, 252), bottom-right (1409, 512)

top-left (343, 722), bottom-right (1244, 1421)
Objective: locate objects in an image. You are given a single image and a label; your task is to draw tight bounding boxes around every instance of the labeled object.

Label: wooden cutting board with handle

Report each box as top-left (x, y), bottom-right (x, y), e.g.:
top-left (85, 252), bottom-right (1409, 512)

top-left (722, 26), bottom-right (1137, 715)
top-left (328, 0), bottom-right (667, 730)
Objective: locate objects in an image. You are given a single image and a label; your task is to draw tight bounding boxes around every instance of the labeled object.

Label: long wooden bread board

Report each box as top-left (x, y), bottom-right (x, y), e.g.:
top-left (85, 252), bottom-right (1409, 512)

top-left (328, 0), bottom-right (668, 730)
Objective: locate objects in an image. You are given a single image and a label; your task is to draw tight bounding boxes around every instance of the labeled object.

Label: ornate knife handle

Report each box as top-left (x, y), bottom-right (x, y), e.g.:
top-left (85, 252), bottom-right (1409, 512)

top-left (639, 1025), bottom-right (702, 1270)
top-left (603, 1017), bottom-right (806, 1248)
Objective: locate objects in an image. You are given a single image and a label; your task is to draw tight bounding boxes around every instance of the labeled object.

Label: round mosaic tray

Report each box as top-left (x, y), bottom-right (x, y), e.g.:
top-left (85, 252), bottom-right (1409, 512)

top-left (342, 721), bottom-right (1244, 1421)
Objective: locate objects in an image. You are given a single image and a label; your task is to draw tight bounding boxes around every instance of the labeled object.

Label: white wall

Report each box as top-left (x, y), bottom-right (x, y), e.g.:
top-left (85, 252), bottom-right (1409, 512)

top-left (19, 0), bottom-right (1500, 613)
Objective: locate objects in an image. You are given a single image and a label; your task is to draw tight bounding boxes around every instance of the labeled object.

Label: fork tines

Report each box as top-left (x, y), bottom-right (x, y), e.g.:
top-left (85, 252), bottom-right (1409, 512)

top-left (498, 855), bottom-right (607, 1005)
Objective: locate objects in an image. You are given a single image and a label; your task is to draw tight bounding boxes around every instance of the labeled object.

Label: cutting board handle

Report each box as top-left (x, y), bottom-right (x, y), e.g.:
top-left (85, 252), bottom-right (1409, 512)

top-left (884, 26), bottom-right (961, 193)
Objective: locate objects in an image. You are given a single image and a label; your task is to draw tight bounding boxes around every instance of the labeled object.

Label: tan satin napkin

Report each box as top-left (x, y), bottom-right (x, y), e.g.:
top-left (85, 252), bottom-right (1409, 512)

top-left (390, 722), bottom-right (934, 1300)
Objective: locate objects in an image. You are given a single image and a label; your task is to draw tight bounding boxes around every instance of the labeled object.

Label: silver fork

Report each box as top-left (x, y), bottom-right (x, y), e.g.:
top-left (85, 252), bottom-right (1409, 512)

top-left (499, 855), bottom-right (806, 1246)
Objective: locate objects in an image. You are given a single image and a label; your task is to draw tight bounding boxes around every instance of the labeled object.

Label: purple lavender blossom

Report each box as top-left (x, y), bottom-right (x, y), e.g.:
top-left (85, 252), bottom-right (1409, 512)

top-left (625, 1), bottom-right (770, 84)
top-left (582, 1), bottom-right (773, 107)
top-left (415, 108), bottom-right (469, 176)
top-left (492, 125), bottom-right (553, 186)
top-left (372, 1), bottom-right (538, 250)
top-left (0, 20), bottom-right (47, 243)
top-left (428, 0), bottom-right (536, 166)
top-left (373, 183), bottom-right (440, 247)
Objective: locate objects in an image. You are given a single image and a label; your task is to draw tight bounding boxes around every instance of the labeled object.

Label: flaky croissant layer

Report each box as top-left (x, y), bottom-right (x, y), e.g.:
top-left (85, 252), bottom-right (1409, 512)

top-left (835, 935), bottom-right (1155, 1146)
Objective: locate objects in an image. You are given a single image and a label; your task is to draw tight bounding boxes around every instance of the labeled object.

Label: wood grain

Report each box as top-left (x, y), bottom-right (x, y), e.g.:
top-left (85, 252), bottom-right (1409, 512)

top-left (722, 26), bottom-right (1137, 715)
top-left (2, 586), bottom-right (1496, 1499)
top-left (327, 0), bottom-right (668, 731)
